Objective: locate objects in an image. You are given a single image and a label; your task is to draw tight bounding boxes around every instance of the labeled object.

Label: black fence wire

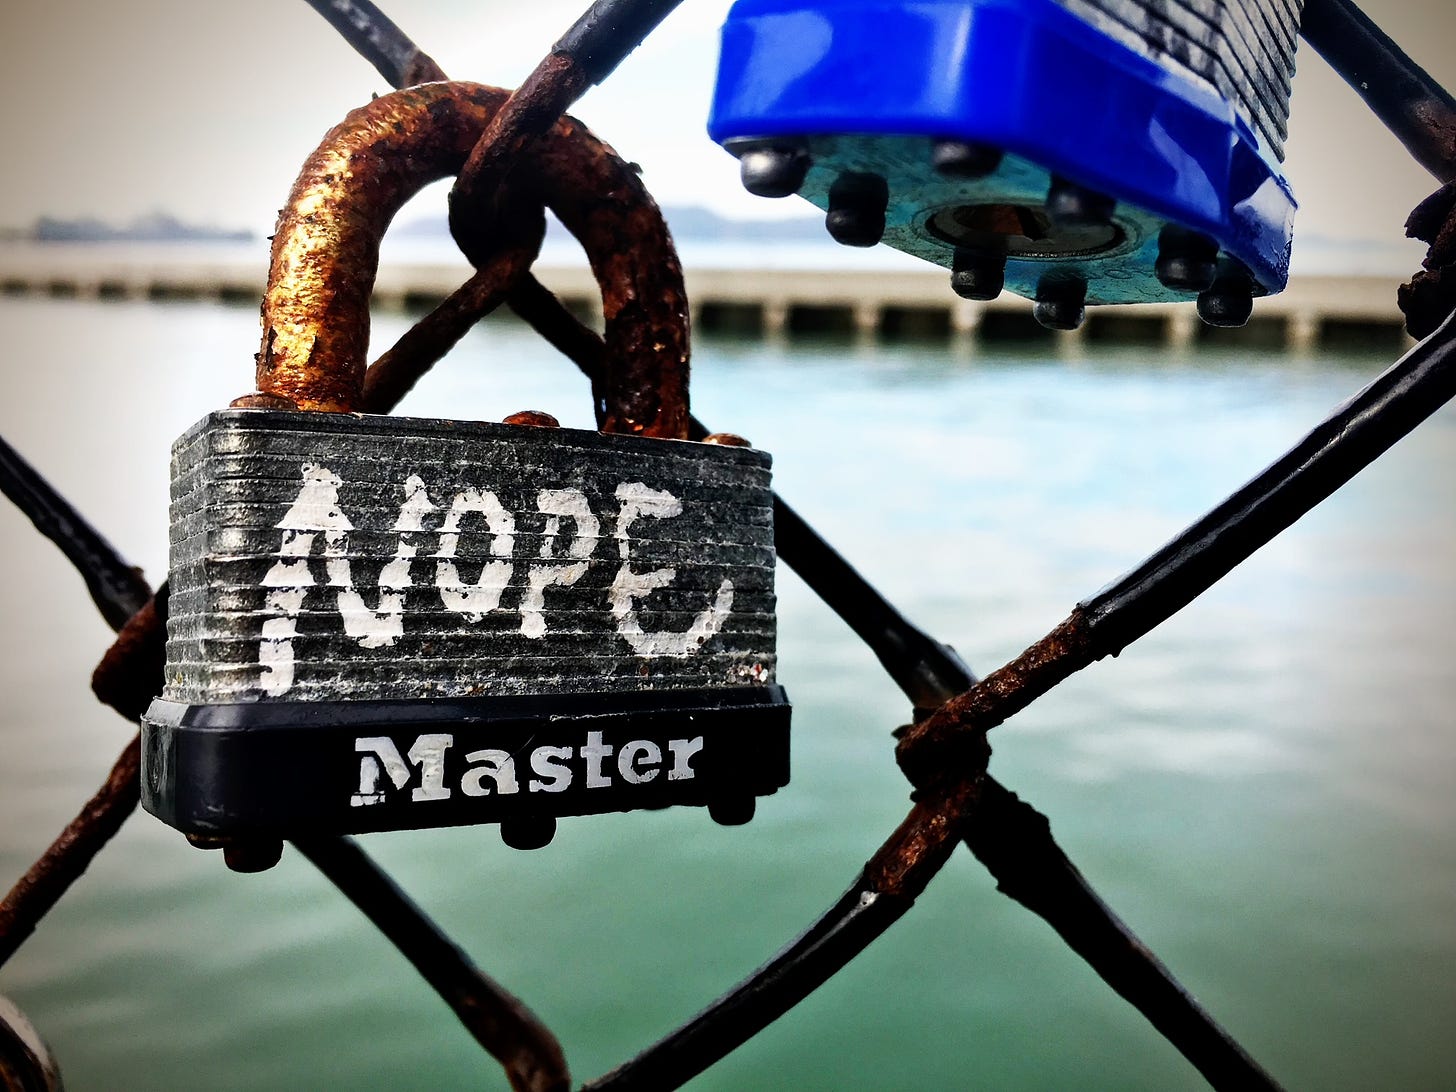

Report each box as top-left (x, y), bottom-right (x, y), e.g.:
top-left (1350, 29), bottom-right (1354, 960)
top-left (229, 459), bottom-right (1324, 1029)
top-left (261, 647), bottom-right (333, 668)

top-left (2, 0), bottom-right (1455, 1088)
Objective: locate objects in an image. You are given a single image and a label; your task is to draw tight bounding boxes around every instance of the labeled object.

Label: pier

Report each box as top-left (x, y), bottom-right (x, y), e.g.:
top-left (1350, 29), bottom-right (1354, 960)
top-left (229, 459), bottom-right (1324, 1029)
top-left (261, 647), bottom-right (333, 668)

top-left (0, 247), bottom-right (1413, 352)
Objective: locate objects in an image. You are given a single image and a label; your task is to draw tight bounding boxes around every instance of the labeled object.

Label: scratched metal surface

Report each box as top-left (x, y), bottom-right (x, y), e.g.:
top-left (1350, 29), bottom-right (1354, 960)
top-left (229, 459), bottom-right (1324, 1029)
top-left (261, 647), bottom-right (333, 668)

top-left (1059, 0), bottom-right (1302, 156)
top-left (164, 411), bottom-right (776, 703)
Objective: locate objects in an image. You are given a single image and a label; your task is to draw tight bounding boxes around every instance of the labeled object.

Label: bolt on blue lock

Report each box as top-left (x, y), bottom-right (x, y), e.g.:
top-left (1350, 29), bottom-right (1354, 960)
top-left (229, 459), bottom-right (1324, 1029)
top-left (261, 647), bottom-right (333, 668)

top-left (708, 0), bottom-right (1304, 329)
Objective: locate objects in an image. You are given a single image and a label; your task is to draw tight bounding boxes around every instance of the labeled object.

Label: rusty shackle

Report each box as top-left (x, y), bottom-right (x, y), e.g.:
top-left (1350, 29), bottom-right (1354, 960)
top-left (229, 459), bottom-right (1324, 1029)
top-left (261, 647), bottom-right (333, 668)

top-left (250, 81), bottom-right (690, 439)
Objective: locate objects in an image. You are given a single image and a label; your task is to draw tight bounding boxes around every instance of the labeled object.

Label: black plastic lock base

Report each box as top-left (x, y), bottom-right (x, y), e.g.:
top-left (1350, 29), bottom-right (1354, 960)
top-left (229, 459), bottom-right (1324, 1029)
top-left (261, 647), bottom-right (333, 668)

top-left (142, 687), bottom-right (790, 838)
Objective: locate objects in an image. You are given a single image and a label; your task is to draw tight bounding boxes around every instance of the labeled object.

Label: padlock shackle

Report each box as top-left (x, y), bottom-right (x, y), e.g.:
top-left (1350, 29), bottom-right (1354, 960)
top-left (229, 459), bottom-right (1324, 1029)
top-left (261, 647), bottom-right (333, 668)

top-left (256, 82), bottom-right (690, 439)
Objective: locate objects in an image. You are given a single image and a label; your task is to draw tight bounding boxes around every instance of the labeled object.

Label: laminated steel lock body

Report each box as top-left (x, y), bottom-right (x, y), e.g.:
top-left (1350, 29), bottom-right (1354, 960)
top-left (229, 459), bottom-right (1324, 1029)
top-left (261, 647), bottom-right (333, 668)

top-left (142, 84), bottom-right (789, 842)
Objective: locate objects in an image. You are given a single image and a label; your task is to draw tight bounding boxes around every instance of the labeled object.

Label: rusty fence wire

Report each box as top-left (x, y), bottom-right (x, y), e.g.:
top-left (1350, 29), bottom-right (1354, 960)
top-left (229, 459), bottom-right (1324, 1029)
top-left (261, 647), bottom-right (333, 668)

top-left (3, 0), bottom-right (1456, 1088)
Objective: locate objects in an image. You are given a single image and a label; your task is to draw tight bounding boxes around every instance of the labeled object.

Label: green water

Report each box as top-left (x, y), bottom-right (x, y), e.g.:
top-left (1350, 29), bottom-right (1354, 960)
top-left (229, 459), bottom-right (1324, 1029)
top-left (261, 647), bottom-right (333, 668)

top-left (0, 296), bottom-right (1452, 1089)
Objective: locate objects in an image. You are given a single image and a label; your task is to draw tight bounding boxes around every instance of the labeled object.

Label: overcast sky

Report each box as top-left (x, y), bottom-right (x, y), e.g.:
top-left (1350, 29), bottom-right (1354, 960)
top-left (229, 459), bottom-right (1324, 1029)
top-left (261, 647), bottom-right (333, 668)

top-left (0, 0), bottom-right (1452, 250)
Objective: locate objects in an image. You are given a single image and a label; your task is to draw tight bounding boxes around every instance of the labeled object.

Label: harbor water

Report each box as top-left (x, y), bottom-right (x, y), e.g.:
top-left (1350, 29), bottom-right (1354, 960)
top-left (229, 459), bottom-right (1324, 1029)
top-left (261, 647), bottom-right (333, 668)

top-left (0, 290), bottom-right (1452, 1089)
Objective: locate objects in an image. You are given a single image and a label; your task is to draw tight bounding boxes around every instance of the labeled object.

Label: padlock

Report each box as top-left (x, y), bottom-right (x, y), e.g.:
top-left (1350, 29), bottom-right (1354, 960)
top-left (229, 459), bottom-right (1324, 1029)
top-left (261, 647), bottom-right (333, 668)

top-left (708, 0), bottom-right (1302, 328)
top-left (141, 84), bottom-right (790, 851)
top-left (0, 994), bottom-right (61, 1091)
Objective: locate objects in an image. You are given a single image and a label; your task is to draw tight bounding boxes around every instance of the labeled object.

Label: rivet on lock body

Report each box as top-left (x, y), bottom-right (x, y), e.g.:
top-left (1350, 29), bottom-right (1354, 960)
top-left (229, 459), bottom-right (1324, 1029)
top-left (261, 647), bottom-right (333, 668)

top-left (141, 83), bottom-right (790, 854)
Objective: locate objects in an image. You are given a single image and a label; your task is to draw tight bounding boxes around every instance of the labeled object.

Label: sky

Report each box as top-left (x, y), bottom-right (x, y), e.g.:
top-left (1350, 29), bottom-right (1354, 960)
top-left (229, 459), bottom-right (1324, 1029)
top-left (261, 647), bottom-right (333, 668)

top-left (0, 0), bottom-right (1452, 249)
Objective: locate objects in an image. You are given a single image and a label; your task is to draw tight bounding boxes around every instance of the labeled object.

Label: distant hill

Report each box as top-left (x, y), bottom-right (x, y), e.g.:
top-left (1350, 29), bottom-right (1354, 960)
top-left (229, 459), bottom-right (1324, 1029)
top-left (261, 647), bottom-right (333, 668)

top-left (393, 204), bottom-right (827, 243)
top-left (22, 213), bottom-right (253, 244)
top-left (2, 205), bottom-right (1417, 276)
top-left (658, 205), bottom-right (826, 241)
top-left (388, 204), bottom-right (1418, 272)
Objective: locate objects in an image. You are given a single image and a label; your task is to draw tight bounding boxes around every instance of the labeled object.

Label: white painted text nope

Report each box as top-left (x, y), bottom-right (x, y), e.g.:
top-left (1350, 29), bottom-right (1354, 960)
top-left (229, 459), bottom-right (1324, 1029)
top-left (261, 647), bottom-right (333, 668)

top-left (258, 464), bottom-right (735, 696)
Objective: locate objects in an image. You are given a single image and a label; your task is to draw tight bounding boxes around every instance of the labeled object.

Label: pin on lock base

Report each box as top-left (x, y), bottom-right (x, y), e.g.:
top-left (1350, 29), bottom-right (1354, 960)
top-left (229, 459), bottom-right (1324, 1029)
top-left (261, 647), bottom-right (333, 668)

top-left (1197, 259), bottom-right (1257, 328)
top-left (932, 139), bottom-right (1003, 180)
top-left (1033, 276), bottom-right (1088, 331)
top-left (951, 249), bottom-right (1006, 301)
top-left (735, 139), bottom-right (813, 198)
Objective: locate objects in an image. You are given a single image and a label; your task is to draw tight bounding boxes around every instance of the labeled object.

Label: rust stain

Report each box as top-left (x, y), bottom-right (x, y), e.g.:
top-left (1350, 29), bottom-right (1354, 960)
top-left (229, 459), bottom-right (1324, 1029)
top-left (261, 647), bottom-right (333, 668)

top-left (896, 611), bottom-right (1094, 790)
top-left (863, 777), bottom-right (983, 898)
top-left (90, 594), bottom-right (167, 722)
top-left (0, 735), bottom-right (141, 967)
top-left (501, 410), bottom-right (562, 428)
top-left (1400, 179), bottom-right (1456, 338)
top-left (255, 82), bottom-right (689, 438)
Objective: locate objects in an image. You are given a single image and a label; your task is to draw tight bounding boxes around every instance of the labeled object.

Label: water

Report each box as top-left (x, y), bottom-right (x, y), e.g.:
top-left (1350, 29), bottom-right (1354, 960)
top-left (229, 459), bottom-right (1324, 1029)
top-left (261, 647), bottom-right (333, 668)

top-left (0, 293), bottom-right (1452, 1090)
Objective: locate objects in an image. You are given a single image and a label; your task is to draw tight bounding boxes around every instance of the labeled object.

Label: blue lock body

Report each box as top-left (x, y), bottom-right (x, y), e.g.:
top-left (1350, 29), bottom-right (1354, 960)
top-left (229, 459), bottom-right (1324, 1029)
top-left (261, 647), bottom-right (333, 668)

top-left (709, 0), bottom-right (1304, 326)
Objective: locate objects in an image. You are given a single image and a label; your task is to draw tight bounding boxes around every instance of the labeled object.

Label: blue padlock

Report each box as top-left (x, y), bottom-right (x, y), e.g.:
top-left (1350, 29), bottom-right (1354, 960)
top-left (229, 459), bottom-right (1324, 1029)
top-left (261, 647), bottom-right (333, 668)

top-left (709, 0), bottom-right (1304, 328)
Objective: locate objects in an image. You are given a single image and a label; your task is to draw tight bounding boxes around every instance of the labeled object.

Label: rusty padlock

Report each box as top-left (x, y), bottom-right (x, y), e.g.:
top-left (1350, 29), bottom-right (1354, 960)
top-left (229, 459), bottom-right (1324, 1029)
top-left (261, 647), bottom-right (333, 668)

top-left (140, 84), bottom-right (789, 854)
